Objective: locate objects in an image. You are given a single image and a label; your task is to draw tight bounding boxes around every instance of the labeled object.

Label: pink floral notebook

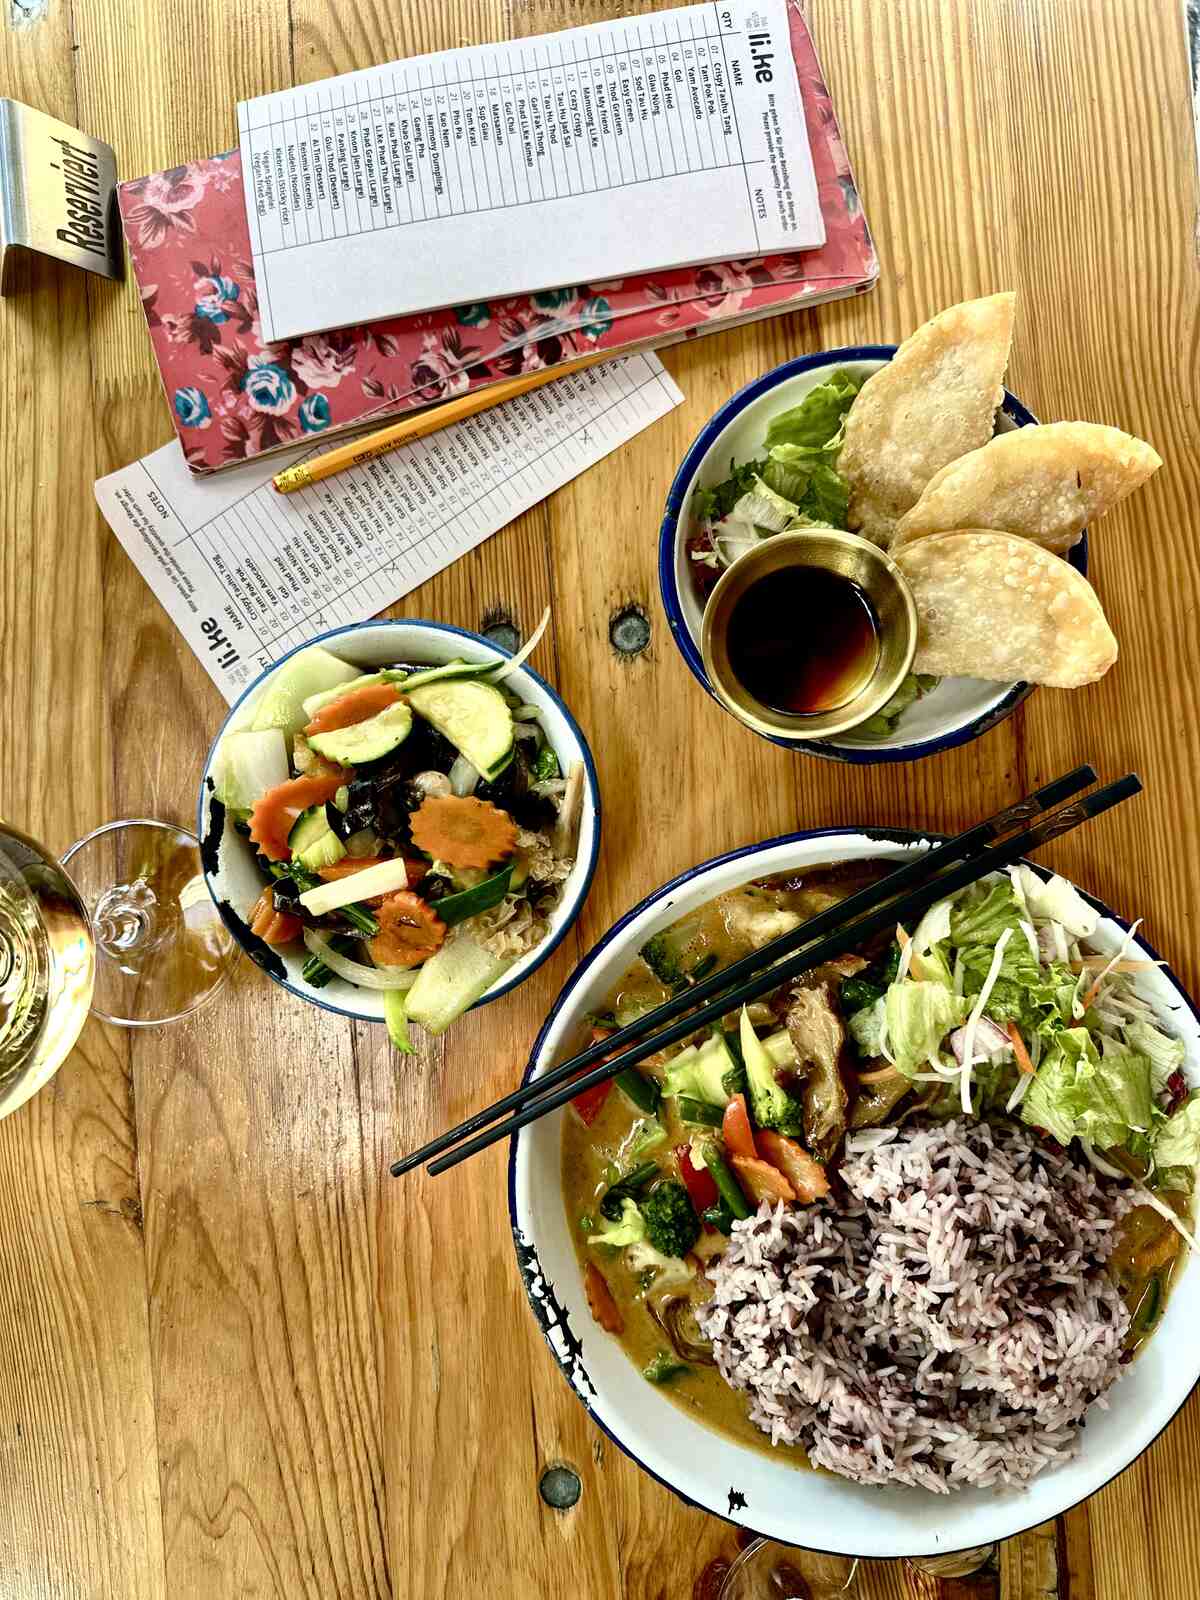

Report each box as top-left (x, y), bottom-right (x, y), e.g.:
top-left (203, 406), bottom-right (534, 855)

top-left (119, 3), bottom-right (875, 475)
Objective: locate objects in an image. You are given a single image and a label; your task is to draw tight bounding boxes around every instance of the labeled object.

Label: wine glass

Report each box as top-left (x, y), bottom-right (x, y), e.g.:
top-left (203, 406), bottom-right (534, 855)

top-left (719, 1540), bottom-right (858, 1599)
top-left (718, 1539), bottom-right (997, 1598)
top-left (0, 817), bottom-right (236, 1118)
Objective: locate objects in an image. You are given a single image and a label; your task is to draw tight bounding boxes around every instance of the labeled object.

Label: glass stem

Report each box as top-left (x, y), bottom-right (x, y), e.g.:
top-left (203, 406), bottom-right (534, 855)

top-left (91, 878), bottom-right (158, 958)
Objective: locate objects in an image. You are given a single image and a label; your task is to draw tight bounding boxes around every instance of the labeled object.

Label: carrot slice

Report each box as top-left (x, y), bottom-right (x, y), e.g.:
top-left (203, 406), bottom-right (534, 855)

top-left (304, 682), bottom-right (403, 736)
top-left (755, 1131), bottom-right (830, 1202)
top-left (248, 889), bottom-right (303, 946)
top-left (584, 1262), bottom-right (624, 1334)
top-left (408, 795), bottom-right (518, 870)
top-left (731, 1154), bottom-right (796, 1205)
top-left (247, 772), bottom-right (348, 862)
top-left (721, 1093), bottom-right (758, 1162)
top-left (1006, 1021), bottom-right (1036, 1075)
top-left (367, 890), bottom-right (447, 968)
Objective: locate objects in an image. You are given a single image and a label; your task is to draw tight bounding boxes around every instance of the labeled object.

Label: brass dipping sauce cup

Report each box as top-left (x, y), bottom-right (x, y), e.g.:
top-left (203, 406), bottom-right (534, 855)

top-left (700, 531), bottom-right (918, 741)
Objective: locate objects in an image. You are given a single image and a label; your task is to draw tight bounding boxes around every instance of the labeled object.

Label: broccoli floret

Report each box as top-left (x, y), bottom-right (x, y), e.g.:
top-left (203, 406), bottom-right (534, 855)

top-left (599, 1160), bottom-right (659, 1220)
top-left (587, 1198), bottom-right (646, 1248)
top-left (640, 932), bottom-right (690, 988)
top-left (740, 1007), bottom-right (805, 1136)
top-left (639, 1180), bottom-right (701, 1258)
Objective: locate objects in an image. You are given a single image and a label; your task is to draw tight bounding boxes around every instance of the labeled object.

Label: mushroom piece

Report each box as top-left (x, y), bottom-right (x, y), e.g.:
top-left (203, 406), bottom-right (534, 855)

top-left (647, 1291), bottom-right (716, 1366)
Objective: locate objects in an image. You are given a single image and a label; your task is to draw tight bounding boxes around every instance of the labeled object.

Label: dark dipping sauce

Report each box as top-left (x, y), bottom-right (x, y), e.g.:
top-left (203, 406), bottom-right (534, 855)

top-left (727, 566), bottom-right (879, 716)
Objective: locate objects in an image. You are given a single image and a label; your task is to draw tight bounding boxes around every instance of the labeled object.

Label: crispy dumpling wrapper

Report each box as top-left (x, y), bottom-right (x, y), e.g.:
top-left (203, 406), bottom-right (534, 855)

top-left (840, 292), bottom-right (1017, 547)
top-left (892, 421), bottom-right (1162, 552)
top-left (895, 530), bottom-right (1118, 687)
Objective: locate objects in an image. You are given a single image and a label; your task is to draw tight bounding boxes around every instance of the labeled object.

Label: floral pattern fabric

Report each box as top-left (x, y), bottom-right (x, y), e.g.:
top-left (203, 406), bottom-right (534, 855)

top-left (119, 4), bottom-right (875, 474)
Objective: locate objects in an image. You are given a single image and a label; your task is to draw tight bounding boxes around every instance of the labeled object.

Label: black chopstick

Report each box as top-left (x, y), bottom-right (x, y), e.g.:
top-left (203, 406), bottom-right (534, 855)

top-left (392, 766), bottom-right (1094, 1178)
top-left (417, 770), bottom-right (1137, 1179)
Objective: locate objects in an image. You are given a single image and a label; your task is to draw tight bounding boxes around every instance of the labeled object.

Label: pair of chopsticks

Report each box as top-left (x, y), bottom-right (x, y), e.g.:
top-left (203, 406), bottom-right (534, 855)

top-left (391, 765), bottom-right (1141, 1180)
top-left (272, 350), bottom-right (611, 494)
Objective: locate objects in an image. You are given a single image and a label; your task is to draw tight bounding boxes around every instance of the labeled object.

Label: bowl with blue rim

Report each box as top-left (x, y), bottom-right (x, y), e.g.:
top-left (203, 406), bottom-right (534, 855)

top-left (658, 347), bottom-right (1088, 765)
top-left (196, 618), bottom-right (601, 1027)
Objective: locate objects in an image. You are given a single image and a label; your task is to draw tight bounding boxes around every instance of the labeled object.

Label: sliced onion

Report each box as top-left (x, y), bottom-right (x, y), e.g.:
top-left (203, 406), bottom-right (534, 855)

top-left (512, 704), bottom-right (542, 721)
top-left (449, 754), bottom-right (479, 796)
top-left (489, 605), bottom-right (551, 683)
top-left (302, 929), bottom-right (419, 992)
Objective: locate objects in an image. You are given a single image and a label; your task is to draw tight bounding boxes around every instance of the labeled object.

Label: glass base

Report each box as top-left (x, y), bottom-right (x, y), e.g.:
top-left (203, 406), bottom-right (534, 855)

top-left (61, 820), bottom-right (237, 1026)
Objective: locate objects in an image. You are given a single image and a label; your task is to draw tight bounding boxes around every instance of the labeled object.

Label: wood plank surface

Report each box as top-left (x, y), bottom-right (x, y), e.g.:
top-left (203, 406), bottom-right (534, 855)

top-left (1, 0), bottom-right (1197, 1596)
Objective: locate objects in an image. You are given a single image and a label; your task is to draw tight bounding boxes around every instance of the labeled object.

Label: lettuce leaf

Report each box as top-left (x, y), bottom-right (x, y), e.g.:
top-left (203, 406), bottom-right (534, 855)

top-left (1021, 1028), bottom-right (1153, 1148)
top-left (1010, 865), bottom-right (1100, 938)
top-left (692, 457), bottom-right (768, 524)
top-left (885, 980), bottom-right (969, 1079)
top-left (1126, 1018), bottom-right (1186, 1098)
top-left (794, 461), bottom-right (851, 527)
top-left (949, 881), bottom-right (1024, 948)
top-left (848, 995), bottom-right (886, 1057)
top-left (1153, 1090), bottom-right (1200, 1169)
top-left (763, 370), bottom-right (861, 453)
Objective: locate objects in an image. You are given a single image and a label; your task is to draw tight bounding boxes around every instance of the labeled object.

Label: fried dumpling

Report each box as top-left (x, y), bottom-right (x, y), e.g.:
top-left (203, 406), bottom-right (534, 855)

top-left (840, 292), bottom-right (1017, 546)
top-left (891, 422), bottom-right (1161, 552)
top-left (894, 530), bottom-right (1118, 688)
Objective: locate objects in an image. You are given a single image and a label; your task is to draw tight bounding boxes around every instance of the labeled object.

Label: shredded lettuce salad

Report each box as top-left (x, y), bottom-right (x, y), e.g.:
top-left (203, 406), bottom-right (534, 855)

top-left (689, 369), bottom-right (936, 734)
top-left (843, 866), bottom-right (1198, 1239)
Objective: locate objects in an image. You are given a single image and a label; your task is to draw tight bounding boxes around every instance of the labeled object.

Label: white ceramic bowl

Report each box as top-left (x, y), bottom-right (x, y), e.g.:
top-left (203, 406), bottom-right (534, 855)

top-left (510, 829), bottom-right (1200, 1559)
top-left (197, 619), bottom-right (600, 1024)
top-left (658, 348), bottom-right (1089, 764)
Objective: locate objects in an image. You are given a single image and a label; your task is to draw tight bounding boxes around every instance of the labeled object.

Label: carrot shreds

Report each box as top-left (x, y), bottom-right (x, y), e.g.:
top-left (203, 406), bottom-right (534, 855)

top-left (247, 772), bottom-right (348, 861)
top-left (248, 889), bottom-right (303, 946)
top-left (367, 890), bottom-right (447, 968)
top-left (408, 795), bottom-right (518, 870)
top-left (1006, 1021), bottom-right (1036, 1075)
top-left (304, 682), bottom-right (403, 736)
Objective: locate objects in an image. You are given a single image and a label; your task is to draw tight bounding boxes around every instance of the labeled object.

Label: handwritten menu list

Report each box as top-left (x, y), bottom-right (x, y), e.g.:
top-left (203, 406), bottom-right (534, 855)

top-left (238, 0), bottom-right (822, 340)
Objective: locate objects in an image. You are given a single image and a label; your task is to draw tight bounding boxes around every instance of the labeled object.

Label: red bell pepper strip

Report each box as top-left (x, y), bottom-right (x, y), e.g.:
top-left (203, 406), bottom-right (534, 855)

top-left (675, 1144), bottom-right (719, 1213)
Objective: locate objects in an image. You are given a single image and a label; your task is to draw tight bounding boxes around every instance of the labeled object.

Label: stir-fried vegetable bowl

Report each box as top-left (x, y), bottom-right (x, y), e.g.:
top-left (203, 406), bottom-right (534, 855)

top-left (199, 619), bottom-right (599, 1035)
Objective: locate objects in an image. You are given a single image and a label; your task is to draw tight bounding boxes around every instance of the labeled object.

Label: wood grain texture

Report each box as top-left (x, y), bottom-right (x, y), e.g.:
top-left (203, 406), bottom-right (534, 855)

top-left (1, 0), bottom-right (1197, 1595)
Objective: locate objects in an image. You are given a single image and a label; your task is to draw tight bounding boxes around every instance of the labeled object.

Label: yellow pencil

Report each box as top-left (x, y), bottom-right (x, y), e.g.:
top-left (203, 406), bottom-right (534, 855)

top-left (272, 349), bottom-right (613, 494)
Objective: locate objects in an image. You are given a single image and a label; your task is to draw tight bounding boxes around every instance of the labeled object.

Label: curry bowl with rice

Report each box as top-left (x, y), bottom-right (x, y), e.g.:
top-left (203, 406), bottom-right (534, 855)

top-left (510, 831), bottom-right (1200, 1557)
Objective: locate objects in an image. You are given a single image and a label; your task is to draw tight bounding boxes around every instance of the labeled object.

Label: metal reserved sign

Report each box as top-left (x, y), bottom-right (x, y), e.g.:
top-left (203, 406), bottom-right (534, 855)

top-left (0, 99), bottom-right (122, 292)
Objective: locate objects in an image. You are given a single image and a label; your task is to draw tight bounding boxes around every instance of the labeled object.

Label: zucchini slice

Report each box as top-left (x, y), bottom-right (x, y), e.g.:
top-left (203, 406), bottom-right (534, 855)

top-left (396, 659), bottom-right (488, 692)
top-left (405, 679), bottom-right (514, 780)
top-left (287, 805), bottom-right (347, 871)
top-left (307, 700), bottom-right (413, 765)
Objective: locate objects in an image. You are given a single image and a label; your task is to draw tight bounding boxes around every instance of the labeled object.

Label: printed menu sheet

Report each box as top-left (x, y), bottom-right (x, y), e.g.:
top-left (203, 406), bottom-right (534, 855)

top-left (238, 0), bottom-right (822, 342)
top-left (95, 353), bottom-right (682, 702)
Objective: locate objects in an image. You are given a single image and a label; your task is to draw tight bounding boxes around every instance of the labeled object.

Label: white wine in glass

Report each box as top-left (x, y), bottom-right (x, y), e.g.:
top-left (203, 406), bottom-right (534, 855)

top-left (0, 818), bottom-right (236, 1118)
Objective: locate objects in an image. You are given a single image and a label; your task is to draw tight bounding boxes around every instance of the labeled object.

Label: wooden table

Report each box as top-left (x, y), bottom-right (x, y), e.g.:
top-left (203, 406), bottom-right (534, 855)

top-left (1, 1), bottom-right (1197, 1595)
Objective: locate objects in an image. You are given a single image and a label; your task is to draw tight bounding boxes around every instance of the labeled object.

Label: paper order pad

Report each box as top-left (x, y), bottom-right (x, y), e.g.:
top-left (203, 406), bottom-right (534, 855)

top-left (95, 353), bottom-right (682, 702)
top-left (238, 0), bottom-right (822, 343)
